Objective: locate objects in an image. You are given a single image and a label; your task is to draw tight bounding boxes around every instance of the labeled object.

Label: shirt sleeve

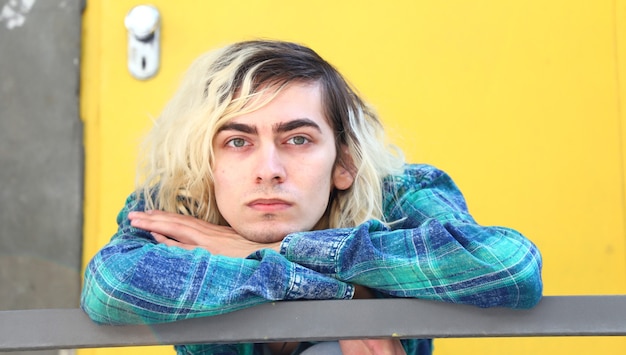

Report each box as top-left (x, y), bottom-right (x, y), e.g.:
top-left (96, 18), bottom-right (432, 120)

top-left (80, 194), bottom-right (354, 325)
top-left (280, 164), bottom-right (543, 309)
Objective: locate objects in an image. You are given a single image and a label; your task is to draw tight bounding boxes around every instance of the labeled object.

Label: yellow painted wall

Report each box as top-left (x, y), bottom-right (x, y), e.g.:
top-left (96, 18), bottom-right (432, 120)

top-left (80, 0), bottom-right (626, 354)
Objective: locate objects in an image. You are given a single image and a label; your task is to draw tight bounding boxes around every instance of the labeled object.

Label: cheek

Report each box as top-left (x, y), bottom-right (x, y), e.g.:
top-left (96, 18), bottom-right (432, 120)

top-left (212, 169), bottom-right (226, 191)
top-left (213, 159), bottom-right (237, 188)
top-left (304, 165), bottom-right (335, 206)
top-left (212, 169), bottom-right (234, 210)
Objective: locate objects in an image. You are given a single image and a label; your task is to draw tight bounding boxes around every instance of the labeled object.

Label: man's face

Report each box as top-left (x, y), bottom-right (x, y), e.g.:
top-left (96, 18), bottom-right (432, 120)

top-left (212, 82), bottom-right (353, 243)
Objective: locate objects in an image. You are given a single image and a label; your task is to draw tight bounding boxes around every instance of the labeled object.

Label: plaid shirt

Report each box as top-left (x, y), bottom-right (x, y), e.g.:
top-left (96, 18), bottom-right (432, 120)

top-left (81, 164), bottom-right (543, 354)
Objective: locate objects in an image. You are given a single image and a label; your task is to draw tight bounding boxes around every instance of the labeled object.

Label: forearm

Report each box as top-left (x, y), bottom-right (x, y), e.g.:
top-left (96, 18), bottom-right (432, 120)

top-left (81, 240), bottom-right (354, 325)
top-left (81, 193), bottom-right (355, 325)
top-left (81, 240), bottom-right (275, 324)
top-left (281, 218), bottom-right (542, 309)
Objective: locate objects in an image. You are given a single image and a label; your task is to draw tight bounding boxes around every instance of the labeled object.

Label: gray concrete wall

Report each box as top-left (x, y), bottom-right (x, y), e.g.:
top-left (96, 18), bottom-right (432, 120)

top-left (0, 0), bottom-right (83, 353)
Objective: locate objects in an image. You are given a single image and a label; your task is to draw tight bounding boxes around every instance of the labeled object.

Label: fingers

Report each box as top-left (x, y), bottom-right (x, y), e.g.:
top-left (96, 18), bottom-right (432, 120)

top-left (129, 210), bottom-right (206, 229)
top-left (128, 210), bottom-right (265, 257)
top-left (129, 211), bottom-right (201, 243)
top-left (128, 210), bottom-right (243, 252)
top-left (129, 210), bottom-right (233, 235)
top-left (129, 210), bottom-right (199, 233)
top-left (151, 232), bottom-right (196, 250)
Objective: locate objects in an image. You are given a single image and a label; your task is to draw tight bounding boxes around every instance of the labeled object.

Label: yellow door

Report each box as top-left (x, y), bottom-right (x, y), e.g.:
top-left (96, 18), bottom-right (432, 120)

top-left (81, 1), bottom-right (626, 354)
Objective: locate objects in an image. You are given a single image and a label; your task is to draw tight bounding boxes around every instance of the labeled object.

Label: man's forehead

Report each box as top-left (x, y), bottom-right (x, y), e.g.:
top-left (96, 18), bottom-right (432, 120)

top-left (219, 81), bottom-right (333, 129)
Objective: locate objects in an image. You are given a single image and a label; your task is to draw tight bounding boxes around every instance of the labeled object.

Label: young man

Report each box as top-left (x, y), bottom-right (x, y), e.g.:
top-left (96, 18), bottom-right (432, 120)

top-left (81, 40), bottom-right (543, 355)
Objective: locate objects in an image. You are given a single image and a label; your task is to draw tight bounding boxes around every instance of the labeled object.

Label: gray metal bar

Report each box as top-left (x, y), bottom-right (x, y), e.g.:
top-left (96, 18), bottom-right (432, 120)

top-left (1, 296), bottom-right (625, 351)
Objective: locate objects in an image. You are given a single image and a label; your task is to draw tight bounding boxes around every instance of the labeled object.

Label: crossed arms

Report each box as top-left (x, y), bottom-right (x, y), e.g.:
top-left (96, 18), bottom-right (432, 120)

top-left (81, 164), bottom-right (543, 325)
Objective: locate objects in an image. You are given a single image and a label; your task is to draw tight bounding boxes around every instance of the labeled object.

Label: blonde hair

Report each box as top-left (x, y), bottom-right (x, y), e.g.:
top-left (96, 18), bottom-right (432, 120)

top-left (137, 40), bottom-right (403, 228)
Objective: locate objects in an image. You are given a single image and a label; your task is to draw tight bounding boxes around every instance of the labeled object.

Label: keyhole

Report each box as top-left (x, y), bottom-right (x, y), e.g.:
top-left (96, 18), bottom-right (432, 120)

top-left (125, 5), bottom-right (160, 80)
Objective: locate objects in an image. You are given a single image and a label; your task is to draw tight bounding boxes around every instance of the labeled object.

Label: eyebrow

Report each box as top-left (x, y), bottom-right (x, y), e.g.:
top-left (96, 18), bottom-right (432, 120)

top-left (217, 122), bottom-right (258, 135)
top-left (274, 118), bottom-right (322, 134)
top-left (218, 118), bottom-right (322, 135)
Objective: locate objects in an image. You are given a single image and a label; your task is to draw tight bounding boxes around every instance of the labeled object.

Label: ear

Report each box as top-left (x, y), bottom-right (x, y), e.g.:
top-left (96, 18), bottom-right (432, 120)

top-left (332, 147), bottom-right (355, 191)
top-left (333, 164), bottom-right (354, 190)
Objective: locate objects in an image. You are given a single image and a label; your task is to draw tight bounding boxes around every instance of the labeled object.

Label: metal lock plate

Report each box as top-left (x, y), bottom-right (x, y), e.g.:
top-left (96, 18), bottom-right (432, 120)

top-left (124, 5), bottom-right (161, 80)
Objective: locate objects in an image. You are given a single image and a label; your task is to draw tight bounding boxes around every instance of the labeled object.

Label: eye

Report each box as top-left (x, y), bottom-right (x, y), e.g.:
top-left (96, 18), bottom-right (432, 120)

top-left (286, 136), bottom-right (309, 145)
top-left (226, 138), bottom-right (249, 148)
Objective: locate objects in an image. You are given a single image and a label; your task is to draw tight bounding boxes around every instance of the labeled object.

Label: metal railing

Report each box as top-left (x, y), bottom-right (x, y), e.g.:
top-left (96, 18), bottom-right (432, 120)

top-left (1, 296), bottom-right (625, 351)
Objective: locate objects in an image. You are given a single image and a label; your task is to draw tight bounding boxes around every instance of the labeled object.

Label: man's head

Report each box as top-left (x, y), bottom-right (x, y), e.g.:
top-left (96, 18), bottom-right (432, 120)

top-left (139, 40), bottom-right (402, 240)
top-left (211, 81), bottom-right (354, 242)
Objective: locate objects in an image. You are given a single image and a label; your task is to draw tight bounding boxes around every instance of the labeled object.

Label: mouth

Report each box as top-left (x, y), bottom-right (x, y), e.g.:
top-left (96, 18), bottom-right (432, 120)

top-left (246, 198), bottom-right (293, 212)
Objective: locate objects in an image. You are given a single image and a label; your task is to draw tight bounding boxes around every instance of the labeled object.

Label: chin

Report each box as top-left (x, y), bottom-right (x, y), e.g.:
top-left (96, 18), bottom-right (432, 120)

top-left (239, 224), bottom-right (306, 244)
top-left (243, 232), bottom-right (287, 244)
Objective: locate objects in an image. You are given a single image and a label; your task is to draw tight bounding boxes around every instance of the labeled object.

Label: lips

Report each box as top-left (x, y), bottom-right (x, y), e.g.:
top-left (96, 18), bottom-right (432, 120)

top-left (247, 198), bottom-right (292, 212)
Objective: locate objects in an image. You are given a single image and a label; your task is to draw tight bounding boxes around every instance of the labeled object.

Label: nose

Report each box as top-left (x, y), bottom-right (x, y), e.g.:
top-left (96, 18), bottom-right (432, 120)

top-left (255, 144), bottom-right (286, 184)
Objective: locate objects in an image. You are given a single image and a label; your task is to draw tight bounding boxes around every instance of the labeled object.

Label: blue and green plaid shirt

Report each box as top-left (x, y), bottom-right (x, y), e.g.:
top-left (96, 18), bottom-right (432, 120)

top-left (81, 164), bottom-right (543, 354)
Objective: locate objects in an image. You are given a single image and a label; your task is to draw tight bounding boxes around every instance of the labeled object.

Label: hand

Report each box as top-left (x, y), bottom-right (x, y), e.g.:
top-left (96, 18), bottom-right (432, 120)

top-left (128, 210), bottom-right (281, 258)
top-left (339, 339), bottom-right (406, 355)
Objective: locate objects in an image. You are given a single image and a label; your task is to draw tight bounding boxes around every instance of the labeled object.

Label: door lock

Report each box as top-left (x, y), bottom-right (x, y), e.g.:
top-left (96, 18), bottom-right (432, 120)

top-left (124, 5), bottom-right (161, 80)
